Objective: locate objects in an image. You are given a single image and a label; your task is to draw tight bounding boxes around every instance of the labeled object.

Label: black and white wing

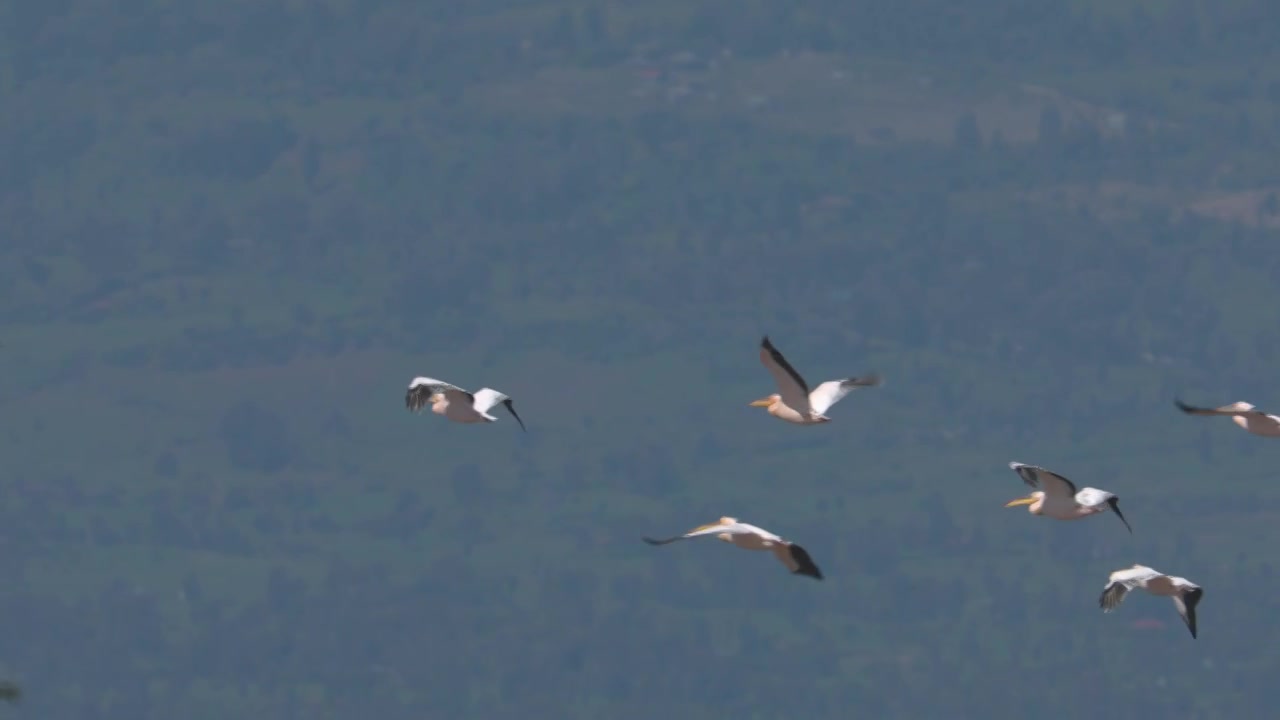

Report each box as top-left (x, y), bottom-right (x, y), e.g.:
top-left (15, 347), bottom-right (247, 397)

top-left (1174, 398), bottom-right (1266, 417)
top-left (1075, 488), bottom-right (1133, 533)
top-left (1008, 462), bottom-right (1078, 499)
top-left (785, 543), bottom-right (824, 580)
top-left (473, 388), bottom-right (527, 432)
top-left (759, 336), bottom-right (813, 413)
top-left (1098, 565), bottom-right (1161, 612)
top-left (1173, 398), bottom-right (1225, 416)
top-left (1173, 587), bottom-right (1203, 639)
top-left (406, 376), bottom-right (468, 412)
top-left (1104, 496), bottom-right (1133, 533)
top-left (808, 375), bottom-right (882, 416)
top-left (1098, 580), bottom-right (1129, 612)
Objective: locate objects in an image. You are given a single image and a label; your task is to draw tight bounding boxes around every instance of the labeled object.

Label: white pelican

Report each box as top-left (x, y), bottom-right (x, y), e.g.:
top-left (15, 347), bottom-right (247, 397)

top-left (1099, 564), bottom-right (1203, 639)
top-left (643, 516), bottom-right (823, 580)
top-left (405, 376), bottom-right (526, 431)
top-left (1174, 398), bottom-right (1280, 437)
top-left (1004, 462), bottom-right (1132, 533)
top-left (750, 335), bottom-right (881, 424)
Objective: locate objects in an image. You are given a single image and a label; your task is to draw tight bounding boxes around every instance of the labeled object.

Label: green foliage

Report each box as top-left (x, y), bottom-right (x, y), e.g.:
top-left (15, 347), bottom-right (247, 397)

top-left (2, 0), bottom-right (1280, 717)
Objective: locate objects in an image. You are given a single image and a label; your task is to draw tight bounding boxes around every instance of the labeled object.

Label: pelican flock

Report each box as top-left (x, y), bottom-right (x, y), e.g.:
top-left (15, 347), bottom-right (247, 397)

top-left (405, 376), bottom-right (527, 431)
top-left (399, 337), bottom-right (1244, 641)
top-left (750, 335), bottom-right (881, 424)
top-left (1004, 462), bottom-right (1132, 533)
top-left (643, 516), bottom-right (823, 580)
top-left (1174, 398), bottom-right (1280, 437)
top-left (1099, 564), bottom-right (1204, 638)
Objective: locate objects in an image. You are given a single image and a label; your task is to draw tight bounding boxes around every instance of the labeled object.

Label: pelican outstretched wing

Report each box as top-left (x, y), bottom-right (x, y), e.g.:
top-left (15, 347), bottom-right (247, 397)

top-left (473, 388), bottom-right (527, 432)
top-left (1071, 488), bottom-right (1133, 533)
top-left (406, 376), bottom-right (467, 412)
top-left (1098, 580), bottom-right (1130, 612)
top-left (784, 543), bottom-right (824, 580)
top-left (1174, 398), bottom-right (1266, 417)
top-left (1104, 497), bottom-right (1133, 534)
top-left (808, 375), bottom-right (882, 415)
top-left (1174, 398), bottom-right (1225, 416)
top-left (1099, 565), bottom-right (1161, 612)
top-left (642, 520), bottom-right (735, 546)
top-left (759, 336), bottom-right (813, 413)
top-left (1174, 587), bottom-right (1203, 639)
top-left (1008, 462), bottom-right (1078, 499)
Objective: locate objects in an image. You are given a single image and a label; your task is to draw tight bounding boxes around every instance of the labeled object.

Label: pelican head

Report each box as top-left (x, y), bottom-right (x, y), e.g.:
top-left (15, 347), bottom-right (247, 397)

top-left (750, 394), bottom-right (780, 408)
top-left (1004, 491), bottom-right (1045, 513)
top-left (430, 392), bottom-right (445, 404)
top-left (719, 516), bottom-right (737, 525)
top-left (1228, 401), bottom-right (1256, 411)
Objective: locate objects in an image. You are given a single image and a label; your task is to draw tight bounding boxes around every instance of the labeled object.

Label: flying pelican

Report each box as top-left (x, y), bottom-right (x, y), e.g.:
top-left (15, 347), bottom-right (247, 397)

top-left (405, 376), bottom-right (526, 431)
top-left (749, 335), bottom-right (881, 424)
top-left (642, 516), bottom-right (823, 580)
top-left (1099, 564), bottom-right (1203, 639)
top-left (1004, 462), bottom-right (1132, 533)
top-left (1174, 398), bottom-right (1280, 437)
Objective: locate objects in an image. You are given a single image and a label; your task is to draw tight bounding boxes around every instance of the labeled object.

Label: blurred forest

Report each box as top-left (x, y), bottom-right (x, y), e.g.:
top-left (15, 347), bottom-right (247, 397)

top-left (3, 0), bottom-right (1280, 717)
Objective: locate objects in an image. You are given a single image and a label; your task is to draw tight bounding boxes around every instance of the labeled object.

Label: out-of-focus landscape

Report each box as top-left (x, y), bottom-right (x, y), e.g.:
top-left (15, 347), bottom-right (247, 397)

top-left (3, 1), bottom-right (1280, 717)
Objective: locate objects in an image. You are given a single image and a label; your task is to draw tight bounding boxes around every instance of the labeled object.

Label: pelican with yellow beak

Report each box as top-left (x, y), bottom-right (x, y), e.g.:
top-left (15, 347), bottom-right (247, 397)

top-left (643, 516), bottom-right (824, 580)
top-left (749, 336), bottom-right (881, 424)
top-left (1004, 462), bottom-right (1132, 533)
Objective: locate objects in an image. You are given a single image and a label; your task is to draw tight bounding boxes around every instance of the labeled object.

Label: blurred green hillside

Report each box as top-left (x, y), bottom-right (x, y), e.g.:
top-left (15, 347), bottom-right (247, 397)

top-left (2, 0), bottom-right (1280, 717)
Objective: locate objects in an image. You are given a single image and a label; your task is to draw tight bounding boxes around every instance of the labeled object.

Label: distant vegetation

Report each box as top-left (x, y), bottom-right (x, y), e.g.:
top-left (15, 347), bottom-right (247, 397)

top-left (2, 1), bottom-right (1280, 717)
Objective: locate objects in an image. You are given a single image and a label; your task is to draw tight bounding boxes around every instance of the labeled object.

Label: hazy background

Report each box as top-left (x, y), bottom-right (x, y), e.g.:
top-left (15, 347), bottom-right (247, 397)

top-left (2, 1), bottom-right (1280, 717)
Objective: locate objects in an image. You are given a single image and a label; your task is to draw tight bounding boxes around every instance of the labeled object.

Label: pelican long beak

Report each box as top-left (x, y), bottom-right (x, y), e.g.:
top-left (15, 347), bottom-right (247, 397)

top-left (749, 397), bottom-right (774, 407)
top-left (1004, 495), bottom-right (1037, 507)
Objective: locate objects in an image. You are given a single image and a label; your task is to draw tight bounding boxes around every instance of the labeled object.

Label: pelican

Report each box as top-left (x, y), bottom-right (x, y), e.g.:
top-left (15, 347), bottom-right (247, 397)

top-left (1174, 398), bottom-right (1280, 437)
top-left (405, 376), bottom-right (526, 431)
top-left (1099, 564), bottom-right (1203, 639)
top-left (1004, 462), bottom-right (1132, 533)
top-left (642, 516), bottom-right (823, 580)
top-left (750, 335), bottom-right (881, 424)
